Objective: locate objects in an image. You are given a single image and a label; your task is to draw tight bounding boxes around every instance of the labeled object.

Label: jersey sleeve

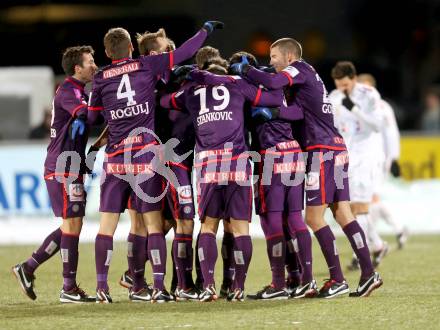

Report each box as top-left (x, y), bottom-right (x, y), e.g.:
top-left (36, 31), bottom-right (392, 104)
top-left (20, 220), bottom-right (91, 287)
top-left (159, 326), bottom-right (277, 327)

top-left (279, 102), bottom-right (304, 121)
top-left (189, 69), bottom-right (235, 85)
top-left (60, 87), bottom-right (88, 118)
top-left (140, 53), bottom-right (173, 76)
top-left (160, 88), bottom-right (186, 111)
top-left (238, 79), bottom-right (283, 107)
top-left (87, 79), bottom-right (104, 124)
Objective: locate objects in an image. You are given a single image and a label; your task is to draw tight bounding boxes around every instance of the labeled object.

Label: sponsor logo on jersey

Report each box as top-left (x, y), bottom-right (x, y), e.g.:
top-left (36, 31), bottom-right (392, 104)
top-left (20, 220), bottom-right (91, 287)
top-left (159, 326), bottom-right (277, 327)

top-left (203, 171), bottom-right (247, 183)
top-left (276, 140), bottom-right (300, 150)
top-left (106, 163), bottom-right (153, 174)
top-left (103, 62), bottom-right (140, 79)
top-left (197, 148), bottom-right (232, 159)
top-left (273, 161), bottom-right (305, 174)
top-left (113, 135), bottom-right (143, 149)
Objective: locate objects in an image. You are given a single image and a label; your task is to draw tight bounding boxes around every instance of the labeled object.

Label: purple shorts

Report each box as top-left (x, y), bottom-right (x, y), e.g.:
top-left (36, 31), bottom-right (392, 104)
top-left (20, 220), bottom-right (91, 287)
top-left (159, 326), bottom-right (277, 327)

top-left (100, 153), bottom-right (165, 214)
top-left (196, 159), bottom-right (253, 222)
top-left (254, 151), bottom-right (305, 214)
top-left (305, 149), bottom-right (350, 206)
top-left (166, 162), bottom-right (195, 220)
top-left (45, 173), bottom-right (86, 219)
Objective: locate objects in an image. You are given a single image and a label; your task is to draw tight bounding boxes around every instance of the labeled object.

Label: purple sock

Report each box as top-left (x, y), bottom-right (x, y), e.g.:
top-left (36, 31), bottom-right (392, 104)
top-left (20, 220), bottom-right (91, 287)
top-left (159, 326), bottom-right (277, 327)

top-left (263, 212), bottom-right (286, 289)
top-left (221, 232), bottom-right (235, 284)
top-left (24, 228), bottom-right (62, 274)
top-left (314, 226), bottom-right (344, 283)
top-left (128, 233), bottom-right (147, 291)
top-left (173, 234), bottom-right (193, 289)
top-left (343, 220), bottom-right (374, 279)
top-left (287, 211), bottom-right (313, 284)
top-left (95, 234), bottom-right (113, 291)
top-left (195, 232), bottom-right (203, 284)
top-left (184, 246), bottom-right (195, 288)
top-left (285, 242), bottom-right (301, 285)
top-left (60, 232), bottom-right (79, 291)
top-left (198, 233), bottom-right (217, 288)
top-left (147, 233), bottom-right (167, 290)
top-left (232, 235), bottom-right (252, 291)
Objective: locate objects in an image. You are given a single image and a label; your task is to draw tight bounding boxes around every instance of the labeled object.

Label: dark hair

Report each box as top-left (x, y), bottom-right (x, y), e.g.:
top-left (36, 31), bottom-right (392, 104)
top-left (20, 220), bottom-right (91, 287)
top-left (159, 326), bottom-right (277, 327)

top-left (136, 28), bottom-right (168, 55)
top-left (331, 61), bottom-right (357, 79)
top-left (270, 38), bottom-right (302, 59)
top-left (229, 51), bottom-right (258, 67)
top-left (104, 27), bottom-right (131, 60)
top-left (61, 45), bottom-right (94, 76)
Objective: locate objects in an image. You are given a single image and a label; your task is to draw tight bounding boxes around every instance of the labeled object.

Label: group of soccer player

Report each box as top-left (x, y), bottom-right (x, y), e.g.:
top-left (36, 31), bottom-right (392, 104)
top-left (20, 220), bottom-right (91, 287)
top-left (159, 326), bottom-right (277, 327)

top-left (12, 19), bottom-right (395, 304)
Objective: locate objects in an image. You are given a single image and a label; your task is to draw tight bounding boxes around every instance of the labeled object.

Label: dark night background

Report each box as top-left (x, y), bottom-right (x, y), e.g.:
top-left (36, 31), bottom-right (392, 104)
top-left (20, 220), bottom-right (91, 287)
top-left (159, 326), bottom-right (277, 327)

top-left (0, 0), bottom-right (439, 130)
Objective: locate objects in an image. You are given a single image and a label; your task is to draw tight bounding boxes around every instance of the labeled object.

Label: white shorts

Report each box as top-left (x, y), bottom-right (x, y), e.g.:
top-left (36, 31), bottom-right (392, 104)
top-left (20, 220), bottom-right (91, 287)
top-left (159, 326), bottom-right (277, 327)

top-left (348, 154), bottom-right (376, 203)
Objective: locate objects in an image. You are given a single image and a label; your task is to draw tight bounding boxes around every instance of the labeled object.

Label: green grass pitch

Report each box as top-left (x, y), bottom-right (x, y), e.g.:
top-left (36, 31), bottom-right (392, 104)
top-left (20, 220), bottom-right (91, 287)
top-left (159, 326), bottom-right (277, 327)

top-left (1, 235), bottom-right (439, 329)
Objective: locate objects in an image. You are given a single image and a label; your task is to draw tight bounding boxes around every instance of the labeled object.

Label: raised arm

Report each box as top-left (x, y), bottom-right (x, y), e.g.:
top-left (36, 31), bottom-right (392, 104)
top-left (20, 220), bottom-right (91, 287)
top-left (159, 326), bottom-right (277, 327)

top-left (189, 69), bottom-right (235, 85)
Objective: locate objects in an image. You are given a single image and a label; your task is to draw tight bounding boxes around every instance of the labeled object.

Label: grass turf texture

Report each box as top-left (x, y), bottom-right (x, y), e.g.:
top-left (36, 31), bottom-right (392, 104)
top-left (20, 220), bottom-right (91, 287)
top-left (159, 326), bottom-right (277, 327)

top-left (1, 235), bottom-right (439, 329)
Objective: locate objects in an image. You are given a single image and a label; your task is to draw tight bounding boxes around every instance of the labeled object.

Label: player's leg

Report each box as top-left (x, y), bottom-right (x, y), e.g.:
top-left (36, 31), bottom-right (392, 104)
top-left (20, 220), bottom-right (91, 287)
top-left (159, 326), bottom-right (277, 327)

top-left (286, 211), bottom-right (318, 298)
top-left (173, 218), bottom-right (198, 301)
top-left (220, 221), bottom-right (234, 298)
top-left (305, 204), bottom-right (348, 298)
top-left (284, 227), bottom-right (302, 294)
top-left (198, 216), bottom-right (220, 302)
top-left (58, 216), bottom-right (93, 303)
top-left (142, 210), bottom-right (171, 302)
top-left (225, 181), bottom-right (253, 302)
top-left (332, 201), bottom-right (383, 297)
top-left (248, 211), bottom-right (289, 300)
top-left (352, 203), bottom-right (388, 268)
top-left (12, 226), bottom-right (61, 301)
top-left (370, 195), bottom-right (407, 249)
top-left (95, 212), bottom-right (120, 303)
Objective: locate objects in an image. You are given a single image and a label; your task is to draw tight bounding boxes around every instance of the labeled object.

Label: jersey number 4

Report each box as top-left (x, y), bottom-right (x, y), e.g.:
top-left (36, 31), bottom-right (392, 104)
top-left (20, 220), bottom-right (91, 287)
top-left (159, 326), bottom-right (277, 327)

top-left (194, 86), bottom-right (230, 115)
top-left (117, 74), bottom-right (137, 106)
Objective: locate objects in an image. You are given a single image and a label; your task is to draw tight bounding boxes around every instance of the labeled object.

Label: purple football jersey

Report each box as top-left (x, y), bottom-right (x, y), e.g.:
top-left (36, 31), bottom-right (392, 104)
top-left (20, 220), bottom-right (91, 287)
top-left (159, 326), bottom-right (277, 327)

top-left (161, 77), bottom-right (283, 161)
top-left (44, 77), bottom-right (89, 175)
top-left (246, 60), bottom-right (347, 151)
top-left (88, 29), bottom-right (208, 157)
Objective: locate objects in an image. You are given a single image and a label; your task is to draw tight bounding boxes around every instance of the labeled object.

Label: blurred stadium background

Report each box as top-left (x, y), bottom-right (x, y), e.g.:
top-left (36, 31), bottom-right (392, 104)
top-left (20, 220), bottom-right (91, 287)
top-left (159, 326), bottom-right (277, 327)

top-left (0, 0), bottom-right (439, 242)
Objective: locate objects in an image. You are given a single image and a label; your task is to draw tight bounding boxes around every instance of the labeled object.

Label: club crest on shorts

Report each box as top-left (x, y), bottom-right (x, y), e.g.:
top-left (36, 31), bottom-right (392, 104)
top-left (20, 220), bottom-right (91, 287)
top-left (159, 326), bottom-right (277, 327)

top-left (305, 172), bottom-right (319, 190)
top-left (177, 185), bottom-right (192, 204)
top-left (69, 184), bottom-right (84, 202)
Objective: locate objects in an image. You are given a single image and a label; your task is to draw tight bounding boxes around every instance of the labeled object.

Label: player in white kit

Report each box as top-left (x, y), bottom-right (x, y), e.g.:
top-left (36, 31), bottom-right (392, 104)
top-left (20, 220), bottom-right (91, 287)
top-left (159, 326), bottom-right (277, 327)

top-left (357, 73), bottom-right (407, 250)
top-left (329, 62), bottom-right (388, 269)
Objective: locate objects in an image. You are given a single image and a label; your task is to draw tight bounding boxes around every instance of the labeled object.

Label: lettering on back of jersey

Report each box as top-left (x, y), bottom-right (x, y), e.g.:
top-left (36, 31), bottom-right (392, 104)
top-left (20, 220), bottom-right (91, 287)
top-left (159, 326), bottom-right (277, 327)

top-left (103, 62), bottom-right (140, 79)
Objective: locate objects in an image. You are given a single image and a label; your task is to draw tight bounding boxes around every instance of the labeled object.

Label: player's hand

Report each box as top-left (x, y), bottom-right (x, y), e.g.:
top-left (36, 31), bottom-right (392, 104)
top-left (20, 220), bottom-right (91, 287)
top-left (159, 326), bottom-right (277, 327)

top-left (251, 107), bottom-right (280, 125)
top-left (202, 21), bottom-right (224, 35)
top-left (171, 65), bottom-right (195, 85)
top-left (390, 159), bottom-right (401, 177)
top-left (342, 91), bottom-right (355, 111)
top-left (259, 66), bottom-right (277, 73)
top-left (69, 117), bottom-right (86, 140)
top-left (230, 55), bottom-right (251, 75)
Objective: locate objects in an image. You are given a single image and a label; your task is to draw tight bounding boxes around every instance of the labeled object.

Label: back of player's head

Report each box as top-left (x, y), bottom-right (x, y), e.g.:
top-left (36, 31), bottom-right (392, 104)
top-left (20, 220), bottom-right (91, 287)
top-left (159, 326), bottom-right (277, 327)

top-left (61, 45), bottom-right (94, 76)
top-left (270, 38), bottom-right (302, 59)
top-left (104, 27), bottom-right (131, 60)
top-left (357, 73), bottom-right (376, 87)
top-left (331, 61), bottom-right (357, 80)
top-left (229, 51), bottom-right (258, 67)
top-left (204, 57), bottom-right (229, 75)
top-left (196, 46), bottom-right (221, 69)
top-left (167, 38), bottom-right (176, 51)
top-left (136, 28), bottom-right (168, 55)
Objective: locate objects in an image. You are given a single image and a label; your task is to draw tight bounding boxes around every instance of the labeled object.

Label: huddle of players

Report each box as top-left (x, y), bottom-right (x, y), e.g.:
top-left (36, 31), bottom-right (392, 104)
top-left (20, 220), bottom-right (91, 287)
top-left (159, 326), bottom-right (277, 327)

top-left (12, 20), bottom-right (384, 304)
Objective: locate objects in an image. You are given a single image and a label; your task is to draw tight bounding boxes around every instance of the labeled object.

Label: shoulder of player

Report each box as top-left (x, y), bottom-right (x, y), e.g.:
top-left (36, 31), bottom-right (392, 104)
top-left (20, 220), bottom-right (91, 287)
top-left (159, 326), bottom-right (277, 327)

top-left (329, 88), bottom-right (343, 99)
top-left (355, 82), bottom-right (381, 98)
